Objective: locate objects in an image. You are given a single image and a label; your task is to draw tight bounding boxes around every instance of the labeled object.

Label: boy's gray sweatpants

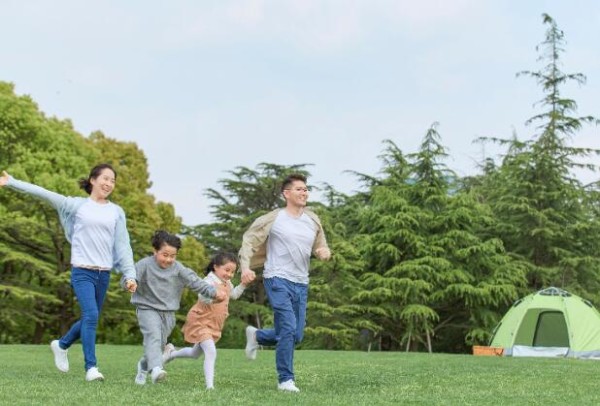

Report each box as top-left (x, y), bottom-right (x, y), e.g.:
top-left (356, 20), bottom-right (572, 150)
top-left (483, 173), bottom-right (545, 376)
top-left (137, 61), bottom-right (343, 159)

top-left (136, 308), bottom-right (176, 372)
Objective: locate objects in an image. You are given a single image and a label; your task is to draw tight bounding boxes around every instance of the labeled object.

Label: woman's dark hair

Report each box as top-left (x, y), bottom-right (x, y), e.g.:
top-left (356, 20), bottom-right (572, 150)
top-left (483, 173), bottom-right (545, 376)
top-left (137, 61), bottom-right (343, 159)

top-left (205, 251), bottom-right (238, 275)
top-left (281, 173), bottom-right (307, 193)
top-left (78, 163), bottom-right (117, 195)
top-left (151, 230), bottom-right (182, 251)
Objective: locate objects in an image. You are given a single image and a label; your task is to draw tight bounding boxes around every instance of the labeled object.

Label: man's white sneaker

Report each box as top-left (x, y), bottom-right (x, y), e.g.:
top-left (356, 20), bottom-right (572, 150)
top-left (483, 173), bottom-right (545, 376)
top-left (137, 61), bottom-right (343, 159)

top-left (245, 326), bottom-right (259, 360)
top-left (151, 367), bottom-right (167, 384)
top-left (50, 340), bottom-right (69, 373)
top-left (278, 379), bottom-right (300, 392)
top-left (85, 367), bottom-right (105, 382)
top-left (135, 360), bottom-right (147, 385)
top-left (163, 343), bottom-right (175, 365)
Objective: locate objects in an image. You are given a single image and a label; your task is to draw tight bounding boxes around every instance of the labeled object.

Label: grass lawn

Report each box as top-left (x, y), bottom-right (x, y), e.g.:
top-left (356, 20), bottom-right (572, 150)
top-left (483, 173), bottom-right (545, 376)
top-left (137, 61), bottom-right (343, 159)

top-left (1, 344), bottom-right (599, 405)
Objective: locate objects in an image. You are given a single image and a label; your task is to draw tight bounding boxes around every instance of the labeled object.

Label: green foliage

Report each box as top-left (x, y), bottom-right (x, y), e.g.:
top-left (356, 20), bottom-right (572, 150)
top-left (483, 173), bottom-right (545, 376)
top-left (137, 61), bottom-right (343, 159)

top-left (0, 81), bottom-right (185, 344)
top-left (303, 203), bottom-right (368, 350)
top-left (351, 126), bottom-right (525, 353)
top-left (0, 85), bottom-right (93, 342)
top-left (474, 14), bottom-right (600, 303)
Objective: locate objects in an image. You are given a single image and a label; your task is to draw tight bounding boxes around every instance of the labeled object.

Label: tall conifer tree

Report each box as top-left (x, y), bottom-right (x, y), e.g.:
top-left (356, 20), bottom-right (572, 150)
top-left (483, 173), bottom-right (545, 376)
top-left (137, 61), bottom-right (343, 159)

top-left (475, 14), bottom-right (600, 300)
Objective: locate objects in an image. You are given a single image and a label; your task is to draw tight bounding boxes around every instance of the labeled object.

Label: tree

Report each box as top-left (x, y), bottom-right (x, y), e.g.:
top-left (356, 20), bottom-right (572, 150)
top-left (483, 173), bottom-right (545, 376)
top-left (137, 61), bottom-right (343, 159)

top-left (0, 83), bottom-right (96, 343)
top-left (301, 195), bottom-right (370, 350)
top-left (353, 126), bottom-right (525, 353)
top-left (0, 82), bottom-right (183, 344)
top-left (475, 14), bottom-right (600, 302)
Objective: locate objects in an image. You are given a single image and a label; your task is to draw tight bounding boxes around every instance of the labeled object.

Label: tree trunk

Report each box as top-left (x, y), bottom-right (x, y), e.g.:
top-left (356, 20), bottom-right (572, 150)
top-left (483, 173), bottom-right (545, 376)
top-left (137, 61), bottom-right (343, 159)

top-left (58, 285), bottom-right (73, 335)
top-left (32, 322), bottom-right (45, 344)
top-left (426, 330), bottom-right (432, 353)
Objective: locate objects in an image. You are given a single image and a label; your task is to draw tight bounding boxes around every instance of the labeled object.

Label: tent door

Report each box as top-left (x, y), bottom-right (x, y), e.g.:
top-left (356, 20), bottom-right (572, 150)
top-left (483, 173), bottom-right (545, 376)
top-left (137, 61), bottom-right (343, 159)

top-left (533, 311), bottom-right (570, 347)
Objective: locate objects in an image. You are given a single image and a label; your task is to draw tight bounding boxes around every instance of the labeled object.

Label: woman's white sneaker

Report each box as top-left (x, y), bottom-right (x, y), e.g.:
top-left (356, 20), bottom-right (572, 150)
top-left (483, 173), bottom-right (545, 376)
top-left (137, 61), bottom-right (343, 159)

top-left (85, 367), bottom-right (104, 381)
top-left (277, 380), bottom-right (300, 392)
top-left (50, 340), bottom-right (69, 372)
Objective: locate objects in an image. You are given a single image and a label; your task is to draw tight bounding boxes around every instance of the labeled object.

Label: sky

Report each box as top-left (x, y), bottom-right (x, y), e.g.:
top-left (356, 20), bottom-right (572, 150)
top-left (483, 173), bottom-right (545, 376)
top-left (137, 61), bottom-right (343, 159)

top-left (2, 0), bottom-right (599, 225)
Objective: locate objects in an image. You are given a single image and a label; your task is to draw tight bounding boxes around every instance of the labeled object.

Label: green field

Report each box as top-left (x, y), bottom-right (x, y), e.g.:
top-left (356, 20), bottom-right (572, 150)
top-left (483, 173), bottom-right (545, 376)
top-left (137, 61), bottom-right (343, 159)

top-left (1, 345), bottom-right (598, 405)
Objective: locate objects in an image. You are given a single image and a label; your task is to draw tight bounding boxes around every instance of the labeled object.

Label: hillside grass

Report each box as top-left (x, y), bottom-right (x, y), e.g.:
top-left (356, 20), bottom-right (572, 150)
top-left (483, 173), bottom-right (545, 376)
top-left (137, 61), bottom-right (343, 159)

top-left (1, 344), bottom-right (598, 405)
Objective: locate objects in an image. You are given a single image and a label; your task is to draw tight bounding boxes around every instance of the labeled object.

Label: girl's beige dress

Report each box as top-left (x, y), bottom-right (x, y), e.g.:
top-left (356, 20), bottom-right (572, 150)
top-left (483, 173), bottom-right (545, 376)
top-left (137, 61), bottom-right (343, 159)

top-left (182, 272), bottom-right (245, 343)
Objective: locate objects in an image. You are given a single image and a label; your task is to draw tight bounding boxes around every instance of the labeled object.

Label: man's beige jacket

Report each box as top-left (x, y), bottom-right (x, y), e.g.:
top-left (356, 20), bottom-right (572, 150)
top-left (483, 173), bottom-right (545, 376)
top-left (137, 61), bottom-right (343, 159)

top-left (238, 208), bottom-right (329, 271)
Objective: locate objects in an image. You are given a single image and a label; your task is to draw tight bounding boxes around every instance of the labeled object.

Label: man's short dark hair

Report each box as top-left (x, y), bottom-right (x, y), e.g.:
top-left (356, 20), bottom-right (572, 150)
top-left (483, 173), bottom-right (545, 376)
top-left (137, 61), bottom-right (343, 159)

top-left (281, 173), bottom-right (307, 193)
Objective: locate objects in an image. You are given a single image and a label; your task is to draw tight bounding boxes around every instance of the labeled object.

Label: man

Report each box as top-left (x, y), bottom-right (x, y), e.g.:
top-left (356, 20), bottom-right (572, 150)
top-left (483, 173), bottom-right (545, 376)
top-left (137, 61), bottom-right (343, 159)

top-left (239, 173), bottom-right (331, 392)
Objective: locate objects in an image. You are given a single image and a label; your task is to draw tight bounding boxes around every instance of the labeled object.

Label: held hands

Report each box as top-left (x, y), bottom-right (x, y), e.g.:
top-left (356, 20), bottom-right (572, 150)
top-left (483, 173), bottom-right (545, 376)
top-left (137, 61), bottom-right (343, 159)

top-left (315, 247), bottom-right (332, 261)
top-left (241, 268), bottom-right (256, 285)
top-left (0, 171), bottom-right (9, 187)
top-left (125, 279), bottom-right (137, 293)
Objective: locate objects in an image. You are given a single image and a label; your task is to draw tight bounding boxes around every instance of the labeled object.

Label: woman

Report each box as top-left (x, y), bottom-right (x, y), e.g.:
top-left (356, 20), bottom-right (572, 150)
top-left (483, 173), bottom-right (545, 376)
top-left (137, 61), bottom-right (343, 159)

top-left (0, 164), bottom-right (137, 382)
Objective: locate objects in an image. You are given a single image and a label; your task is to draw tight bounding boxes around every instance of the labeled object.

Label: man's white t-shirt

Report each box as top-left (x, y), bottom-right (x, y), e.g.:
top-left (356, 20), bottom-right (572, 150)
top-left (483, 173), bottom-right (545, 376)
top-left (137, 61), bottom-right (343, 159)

top-left (264, 210), bottom-right (317, 284)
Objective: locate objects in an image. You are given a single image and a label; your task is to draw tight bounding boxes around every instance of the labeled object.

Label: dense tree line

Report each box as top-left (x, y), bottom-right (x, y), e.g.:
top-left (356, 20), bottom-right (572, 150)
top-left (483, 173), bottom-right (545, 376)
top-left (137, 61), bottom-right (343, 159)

top-left (1, 14), bottom-right (598, 352)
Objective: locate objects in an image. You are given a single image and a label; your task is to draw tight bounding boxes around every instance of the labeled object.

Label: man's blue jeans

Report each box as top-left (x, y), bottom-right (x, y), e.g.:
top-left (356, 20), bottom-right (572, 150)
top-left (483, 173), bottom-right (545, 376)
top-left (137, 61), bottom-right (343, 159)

top-left (58, 267), bottom-right (111, 371)
top-left (256, 276), bottom-right (308, 383)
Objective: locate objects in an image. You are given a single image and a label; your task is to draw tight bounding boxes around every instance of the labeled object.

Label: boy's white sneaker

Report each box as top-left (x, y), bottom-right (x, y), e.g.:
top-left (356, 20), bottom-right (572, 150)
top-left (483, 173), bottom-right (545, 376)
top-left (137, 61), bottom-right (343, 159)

top-left (162, 343), bottom-right (175, 364)
top-left (151, 367), bottom-right (167, 384)
top-left (278, 380), bottom-right (300, 392)
top-left (50, 340), bottom-right (69, 373)
top-left (135, 361), bottom-right (147, 385)
top-left (245, 326), bottom-right (259, 360)
top-left (85, 367), bottom-right (105, 382)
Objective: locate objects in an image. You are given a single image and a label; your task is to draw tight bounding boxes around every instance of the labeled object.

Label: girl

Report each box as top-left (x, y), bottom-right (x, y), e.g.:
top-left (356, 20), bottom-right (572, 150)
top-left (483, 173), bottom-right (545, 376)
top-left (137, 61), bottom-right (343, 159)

top-left (0, 165), bottom-right (137, 382)
top-left (163, 252), bottom-right (246, 389)
top-left (129, 230), bottom-right (226, 385)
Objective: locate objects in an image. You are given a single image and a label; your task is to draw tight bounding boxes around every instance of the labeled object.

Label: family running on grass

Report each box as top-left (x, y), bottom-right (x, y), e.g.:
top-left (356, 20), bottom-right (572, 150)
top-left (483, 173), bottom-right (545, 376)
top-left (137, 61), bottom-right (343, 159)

top-left (0, 168), bottom-right (330, 392)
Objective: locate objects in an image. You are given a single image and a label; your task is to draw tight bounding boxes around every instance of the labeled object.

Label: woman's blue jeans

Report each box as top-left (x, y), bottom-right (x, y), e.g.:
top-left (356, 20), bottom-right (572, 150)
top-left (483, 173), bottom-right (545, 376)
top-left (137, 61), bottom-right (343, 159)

top-left (58, 267), bottom-right (110, 371)
top-left (256, 276), bottom-right (308, 383)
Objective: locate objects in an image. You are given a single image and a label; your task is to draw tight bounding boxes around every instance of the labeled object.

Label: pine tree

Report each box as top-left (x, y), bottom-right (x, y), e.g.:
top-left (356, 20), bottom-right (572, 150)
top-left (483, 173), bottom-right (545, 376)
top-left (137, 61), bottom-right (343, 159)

top-left (476, 14), bottom-right (600, 300)
top-left (353, 125), bottom-right (525, 352)
top-left (304, 190), bottom-right (372, 350)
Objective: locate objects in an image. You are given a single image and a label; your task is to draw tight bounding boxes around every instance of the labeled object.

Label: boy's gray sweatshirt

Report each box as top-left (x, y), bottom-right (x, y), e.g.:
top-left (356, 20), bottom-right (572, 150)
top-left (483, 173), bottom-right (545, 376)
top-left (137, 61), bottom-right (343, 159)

top-left (127, 256), bottom-right (216, 311)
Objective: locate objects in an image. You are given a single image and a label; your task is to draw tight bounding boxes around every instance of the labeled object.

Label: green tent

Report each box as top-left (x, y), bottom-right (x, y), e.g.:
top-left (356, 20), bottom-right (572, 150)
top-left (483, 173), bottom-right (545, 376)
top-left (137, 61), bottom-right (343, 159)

top-left (490, 287), bottom-right (600, 358)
